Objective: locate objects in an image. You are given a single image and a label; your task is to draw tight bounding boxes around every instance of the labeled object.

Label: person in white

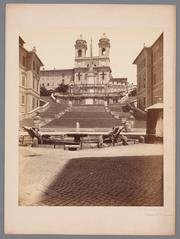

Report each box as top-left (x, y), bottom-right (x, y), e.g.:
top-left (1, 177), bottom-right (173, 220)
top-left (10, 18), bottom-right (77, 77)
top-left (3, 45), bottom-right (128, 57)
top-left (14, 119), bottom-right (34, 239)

top-left (155, 111), bottom-right (163, 138)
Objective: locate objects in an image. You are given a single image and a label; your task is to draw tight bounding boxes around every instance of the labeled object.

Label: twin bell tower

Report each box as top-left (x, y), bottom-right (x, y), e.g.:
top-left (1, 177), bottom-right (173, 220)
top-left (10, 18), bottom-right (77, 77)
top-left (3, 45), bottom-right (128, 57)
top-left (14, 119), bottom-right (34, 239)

top-left (74, 33), bottom-right (110, 61)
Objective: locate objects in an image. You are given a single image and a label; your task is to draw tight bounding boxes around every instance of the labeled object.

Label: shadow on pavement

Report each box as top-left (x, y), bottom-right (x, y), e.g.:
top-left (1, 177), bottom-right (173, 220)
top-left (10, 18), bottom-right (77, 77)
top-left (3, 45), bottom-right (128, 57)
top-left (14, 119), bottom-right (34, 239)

top-left (37, 155), bottom-right (163, 206)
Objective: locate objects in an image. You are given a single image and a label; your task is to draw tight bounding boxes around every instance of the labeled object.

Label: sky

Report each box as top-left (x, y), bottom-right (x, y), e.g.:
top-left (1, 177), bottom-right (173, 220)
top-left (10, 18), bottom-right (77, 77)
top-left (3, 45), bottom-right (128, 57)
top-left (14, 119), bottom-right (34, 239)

top-left (9, 4), bottom-right (172, 84)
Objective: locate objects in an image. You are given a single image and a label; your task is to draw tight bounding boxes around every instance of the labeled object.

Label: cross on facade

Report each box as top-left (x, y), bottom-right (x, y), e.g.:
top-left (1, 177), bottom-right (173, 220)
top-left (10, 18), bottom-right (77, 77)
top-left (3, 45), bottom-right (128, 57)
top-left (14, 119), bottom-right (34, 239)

top-left (77, 72), bottom-right (82, 81)
top-left (100, 72), bottom-right (106, 80)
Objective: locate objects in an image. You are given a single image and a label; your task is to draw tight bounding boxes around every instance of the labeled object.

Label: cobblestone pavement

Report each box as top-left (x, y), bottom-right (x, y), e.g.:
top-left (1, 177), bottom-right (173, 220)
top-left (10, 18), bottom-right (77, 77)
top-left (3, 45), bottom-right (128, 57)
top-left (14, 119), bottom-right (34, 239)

top-left (19, 144), bottom-right (163, 206)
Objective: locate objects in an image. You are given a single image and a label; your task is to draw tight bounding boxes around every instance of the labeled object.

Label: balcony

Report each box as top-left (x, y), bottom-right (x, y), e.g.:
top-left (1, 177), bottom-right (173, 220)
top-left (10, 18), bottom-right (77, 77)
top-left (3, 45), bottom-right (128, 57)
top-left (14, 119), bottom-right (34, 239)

top-left (56, 92), bottom-right (123, 99)
top-left (70, 84), bottom-right (105, 88)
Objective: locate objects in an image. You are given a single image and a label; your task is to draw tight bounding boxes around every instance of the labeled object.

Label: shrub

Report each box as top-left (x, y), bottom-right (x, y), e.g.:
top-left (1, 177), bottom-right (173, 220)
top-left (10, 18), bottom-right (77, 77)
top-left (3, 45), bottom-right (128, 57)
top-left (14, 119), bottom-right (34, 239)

top-left (55, 83), bottom-right (69, 93)
top-left (40, 86), bottom-right (53, 96)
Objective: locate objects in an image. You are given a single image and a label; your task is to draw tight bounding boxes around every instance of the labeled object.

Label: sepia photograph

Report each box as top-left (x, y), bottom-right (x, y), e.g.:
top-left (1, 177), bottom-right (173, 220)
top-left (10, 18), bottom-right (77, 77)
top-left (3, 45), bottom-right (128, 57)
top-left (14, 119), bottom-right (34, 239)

top-left (5, 3), bottom-right (176, 235)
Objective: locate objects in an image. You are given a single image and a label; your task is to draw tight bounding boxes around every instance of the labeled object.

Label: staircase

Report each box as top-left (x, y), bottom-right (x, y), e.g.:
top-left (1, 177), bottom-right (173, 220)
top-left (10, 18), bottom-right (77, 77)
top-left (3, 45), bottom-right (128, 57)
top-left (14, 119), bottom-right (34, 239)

top-left (42, 105), bottom-right (121, 129)
top-left (19, 97), bottom-right (68, 128)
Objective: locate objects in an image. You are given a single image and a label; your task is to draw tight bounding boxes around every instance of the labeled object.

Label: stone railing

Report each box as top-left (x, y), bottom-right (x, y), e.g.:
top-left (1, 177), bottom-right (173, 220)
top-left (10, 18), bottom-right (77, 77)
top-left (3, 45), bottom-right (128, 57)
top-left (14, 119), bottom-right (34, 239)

top-left (51, 93), bottom-right (57, 102)
top-left (19, 101), bottom-right (49, 121)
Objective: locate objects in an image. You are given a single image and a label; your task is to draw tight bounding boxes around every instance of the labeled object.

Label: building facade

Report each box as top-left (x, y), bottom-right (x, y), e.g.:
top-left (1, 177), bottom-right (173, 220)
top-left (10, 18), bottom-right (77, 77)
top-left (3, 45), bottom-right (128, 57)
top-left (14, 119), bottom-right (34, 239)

top-left (19, 36), bottom-right (43, 114)
top-left (40, 69), bottom-right (74, 90)
top-left (40, 34), bottom-right (129, 104)
top-left (133, 33), bottom-right (163, 110)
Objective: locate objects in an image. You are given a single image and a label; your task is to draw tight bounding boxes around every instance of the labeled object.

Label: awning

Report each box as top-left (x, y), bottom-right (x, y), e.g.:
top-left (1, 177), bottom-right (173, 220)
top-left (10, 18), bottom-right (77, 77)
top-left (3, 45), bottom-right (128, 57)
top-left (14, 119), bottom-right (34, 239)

top-left (145, 103), bottom-right (163, 111)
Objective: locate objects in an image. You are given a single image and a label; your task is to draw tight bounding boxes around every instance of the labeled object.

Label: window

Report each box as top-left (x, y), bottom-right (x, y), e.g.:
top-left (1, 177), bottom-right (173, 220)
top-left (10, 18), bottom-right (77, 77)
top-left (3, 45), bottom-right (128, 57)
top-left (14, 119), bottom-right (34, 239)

top-left (142, 58), bottom-right (145, 67)
top-left (22, 95), bottom-right (25, 105)
top-left (22, 76), bottom-right (25, 87)
top-left (138, 77), bottom-right (141, 90)
top-left (102, 48), bottom-right (106, 55)
top-left (22, 56), bottom-right (26, 67)
top-left (143, 78), bottom-right (146, 88)
top-left (153, 66), bottom-right (156, 84)
top-left (36, 66), bottom-right (39, 74)
top-left (143, 97), bottom-right (146, 106)
top-left (47, 83), bottom-right (49, 86)
top-left (78, 49), bottom-right (82, 57)
top-left (153, 74), bottom-right (156, 84)
top-left (33, 61), bottom-right (35, 70)
top-left (36, 99), bottom-right (39, 107)
top-left (37, 81), bottom-right (39, 91)
top-left (32, 98), bottom-right (35, 109)
top-left (153, 51), bottom-right (156, 62)
top-left (33, 78), bottom-right (35, 89)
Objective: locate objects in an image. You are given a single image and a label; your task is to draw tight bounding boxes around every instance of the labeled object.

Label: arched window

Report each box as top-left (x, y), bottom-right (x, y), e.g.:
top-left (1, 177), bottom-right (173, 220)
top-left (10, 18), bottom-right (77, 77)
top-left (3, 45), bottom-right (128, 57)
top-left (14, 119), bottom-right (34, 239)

top-left (102, 48), bottom-right (106, 55)
top-left (21, 95), bottom-right (25, 105)
top-left (78, 49), bottom-right (82, 57)
top-left (22, 76), bottom-right (26, 87)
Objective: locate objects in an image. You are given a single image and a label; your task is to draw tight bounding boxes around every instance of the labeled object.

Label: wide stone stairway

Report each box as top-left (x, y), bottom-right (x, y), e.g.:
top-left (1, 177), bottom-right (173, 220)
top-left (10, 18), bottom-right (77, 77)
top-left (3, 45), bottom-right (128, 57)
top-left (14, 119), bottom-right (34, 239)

top-left (39, 99), bottom-right (68, 119)
top-left (19, 97), bottom-right (68, 128)
top-left (43, 105), bottom-right (121, 129)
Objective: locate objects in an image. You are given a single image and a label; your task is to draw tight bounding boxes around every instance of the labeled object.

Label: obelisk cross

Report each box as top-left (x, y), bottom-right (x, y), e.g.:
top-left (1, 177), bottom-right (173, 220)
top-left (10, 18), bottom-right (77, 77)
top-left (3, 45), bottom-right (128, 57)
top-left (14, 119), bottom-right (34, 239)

top-left (101, 72), bottom-right (106, 81)
top-left (77, 72), bottom-right (82, 81)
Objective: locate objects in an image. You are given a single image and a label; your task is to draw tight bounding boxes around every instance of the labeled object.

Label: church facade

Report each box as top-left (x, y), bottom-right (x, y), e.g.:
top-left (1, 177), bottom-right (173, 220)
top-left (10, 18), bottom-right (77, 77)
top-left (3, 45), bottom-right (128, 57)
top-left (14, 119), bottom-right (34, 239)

top-left (40, 34), bottom-right (128, 104)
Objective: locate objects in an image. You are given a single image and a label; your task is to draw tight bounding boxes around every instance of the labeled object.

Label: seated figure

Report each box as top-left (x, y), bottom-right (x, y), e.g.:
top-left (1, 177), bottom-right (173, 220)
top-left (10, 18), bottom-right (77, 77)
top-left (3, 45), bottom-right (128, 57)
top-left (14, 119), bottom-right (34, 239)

top-left (23, 126), bottom-right (42, 144)
top-left (102, 126), bottom-right (125, 146)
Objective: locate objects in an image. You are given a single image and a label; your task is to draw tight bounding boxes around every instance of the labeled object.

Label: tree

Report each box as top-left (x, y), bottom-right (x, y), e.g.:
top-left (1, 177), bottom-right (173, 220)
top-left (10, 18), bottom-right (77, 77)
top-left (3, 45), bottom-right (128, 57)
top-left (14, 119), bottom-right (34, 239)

top-left (55, 83), bottom-right (69, 93)
top-left (40, 85), bottom-right (52, 96)
top-left (128, 88), bottom-right (137, 96)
